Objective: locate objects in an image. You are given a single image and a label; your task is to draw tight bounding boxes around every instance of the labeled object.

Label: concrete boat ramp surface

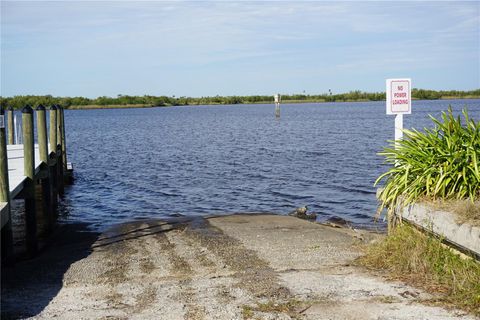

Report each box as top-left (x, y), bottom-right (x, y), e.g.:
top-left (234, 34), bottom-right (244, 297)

top-left (1, 214), bottom-right (475, 320)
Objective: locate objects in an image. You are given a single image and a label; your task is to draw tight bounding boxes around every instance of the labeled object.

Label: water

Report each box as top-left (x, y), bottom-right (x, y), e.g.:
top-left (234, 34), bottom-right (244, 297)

top-left (61, 99), bottom-right (480, 231)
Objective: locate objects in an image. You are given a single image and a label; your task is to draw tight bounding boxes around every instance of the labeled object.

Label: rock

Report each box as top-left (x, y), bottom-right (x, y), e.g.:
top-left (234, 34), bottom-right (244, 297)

top-left (326, 216), bottom-right (350, 226)
top-left (289, 206), bottom-right (317, 220)
top-left (288, 206), bottom-right (308, 216)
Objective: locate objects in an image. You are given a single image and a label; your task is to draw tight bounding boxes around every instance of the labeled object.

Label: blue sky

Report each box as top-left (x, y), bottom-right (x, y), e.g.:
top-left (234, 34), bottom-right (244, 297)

top-left (1, 1), bottom-right (479, 98)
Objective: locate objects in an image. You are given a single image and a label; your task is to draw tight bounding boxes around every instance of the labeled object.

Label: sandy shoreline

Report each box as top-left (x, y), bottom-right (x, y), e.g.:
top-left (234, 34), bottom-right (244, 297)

top-left (1, 214), bottom-right (475, 319)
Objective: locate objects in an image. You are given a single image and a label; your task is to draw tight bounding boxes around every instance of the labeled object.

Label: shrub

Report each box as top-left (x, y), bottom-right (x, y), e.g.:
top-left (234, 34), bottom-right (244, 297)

top-left (375, 107), bottom-right (480, 224)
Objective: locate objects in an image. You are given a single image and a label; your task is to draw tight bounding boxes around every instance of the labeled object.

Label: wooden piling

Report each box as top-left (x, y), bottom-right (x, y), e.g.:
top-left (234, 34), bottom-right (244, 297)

top-left (0, 104), bottom-right (73, 260)
top-left (60, 107), bottom-right (67, 172)
top-left (0, 107), bottom-right (14, 264)
top-left (56, 106), bottom-right (62, 148)
top-left (49, 105), bottom-right (57, 154)
top-left (56, 106), bottom-right (64, 195)
top-left (49, 106), bottom-right (58, 212)
top-left (7, 106), bottom-right (14, 145)
top-left (22, 105), bottom-right (37, 257)
top-left (36, 105), bottom-right (48, 163)
top-left (36, 105), bottom-right (53, 232)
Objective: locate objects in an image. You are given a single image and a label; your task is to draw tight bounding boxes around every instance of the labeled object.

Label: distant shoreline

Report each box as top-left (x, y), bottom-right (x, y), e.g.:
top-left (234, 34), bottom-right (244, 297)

top-left (3, 89), bottom-right (478, 110)
top-left (66, 96), bottom-right (480, 110)
top-left (67, 104), bottom-right (154, 110)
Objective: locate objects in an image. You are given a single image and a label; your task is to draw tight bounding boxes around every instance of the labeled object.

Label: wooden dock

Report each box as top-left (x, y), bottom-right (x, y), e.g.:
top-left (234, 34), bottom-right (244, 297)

top-left (0, 105), bottom-right (73, 264)
top-left (2, 144), bottom-right (42, 212)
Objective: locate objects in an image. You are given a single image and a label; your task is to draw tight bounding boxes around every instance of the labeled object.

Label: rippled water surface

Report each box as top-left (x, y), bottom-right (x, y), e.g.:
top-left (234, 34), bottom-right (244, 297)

top-left (61, 100), bottom-right (480, 231)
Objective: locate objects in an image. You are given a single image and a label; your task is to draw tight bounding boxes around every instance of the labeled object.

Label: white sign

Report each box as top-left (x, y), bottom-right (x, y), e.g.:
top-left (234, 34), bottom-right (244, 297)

top-left (386, 78), bottom-right (411, 115)
top-left (274, 94), bottom-right (280, 103)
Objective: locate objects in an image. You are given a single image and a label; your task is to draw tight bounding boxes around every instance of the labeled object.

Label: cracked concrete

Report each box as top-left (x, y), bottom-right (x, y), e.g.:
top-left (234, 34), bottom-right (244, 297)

top-left (1, 214), bottom-right (476, 320)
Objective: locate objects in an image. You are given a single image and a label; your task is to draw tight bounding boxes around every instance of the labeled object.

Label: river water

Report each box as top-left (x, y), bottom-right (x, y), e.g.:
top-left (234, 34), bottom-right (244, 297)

top-left (60, 99), bottom-right (480, 231)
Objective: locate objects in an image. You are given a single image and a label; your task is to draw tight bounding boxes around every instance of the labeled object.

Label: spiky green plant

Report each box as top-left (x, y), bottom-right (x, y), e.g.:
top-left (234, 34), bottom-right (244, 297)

top-left (375, 107), bottom-right (480, 225)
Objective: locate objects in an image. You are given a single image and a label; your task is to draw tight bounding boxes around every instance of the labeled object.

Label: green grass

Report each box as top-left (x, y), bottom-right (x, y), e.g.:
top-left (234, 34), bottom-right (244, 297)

top-left (358, 224), bottom-right (480, 315)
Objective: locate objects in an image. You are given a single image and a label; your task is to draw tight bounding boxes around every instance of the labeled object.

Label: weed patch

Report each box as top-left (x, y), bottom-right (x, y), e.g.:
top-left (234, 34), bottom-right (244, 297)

top-left (358, 224), bottom-right (480, 315)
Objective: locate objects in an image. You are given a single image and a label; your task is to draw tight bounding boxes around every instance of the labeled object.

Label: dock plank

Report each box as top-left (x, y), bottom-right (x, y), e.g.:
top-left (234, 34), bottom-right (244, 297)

top-left (7, 144), bottom-right (42, 200)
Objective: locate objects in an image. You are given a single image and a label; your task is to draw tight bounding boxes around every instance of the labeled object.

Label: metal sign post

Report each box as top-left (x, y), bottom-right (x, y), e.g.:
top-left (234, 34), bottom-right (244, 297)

top-left (386, 78), bottom-right (411, 146)
top-left (394, 113), bottom-right (403, 142)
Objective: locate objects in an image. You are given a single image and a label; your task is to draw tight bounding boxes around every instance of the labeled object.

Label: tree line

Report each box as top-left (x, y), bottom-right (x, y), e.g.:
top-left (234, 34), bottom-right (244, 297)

top-left (1, 89), bottom-right (479, 109)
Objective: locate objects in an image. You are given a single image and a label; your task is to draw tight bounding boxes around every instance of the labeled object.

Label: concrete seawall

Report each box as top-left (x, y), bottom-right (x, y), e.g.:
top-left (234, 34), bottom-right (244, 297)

top-left (401, 204), bottom-right (480, 259)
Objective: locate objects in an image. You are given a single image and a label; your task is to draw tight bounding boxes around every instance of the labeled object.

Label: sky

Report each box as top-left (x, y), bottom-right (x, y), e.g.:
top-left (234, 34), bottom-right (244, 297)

top-left (1, 1), bottom-right (479, 98)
